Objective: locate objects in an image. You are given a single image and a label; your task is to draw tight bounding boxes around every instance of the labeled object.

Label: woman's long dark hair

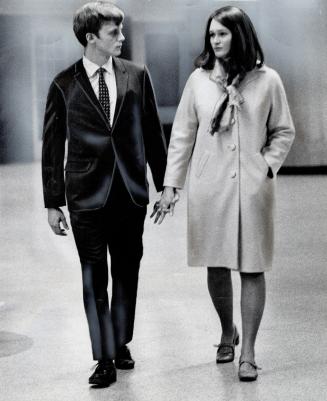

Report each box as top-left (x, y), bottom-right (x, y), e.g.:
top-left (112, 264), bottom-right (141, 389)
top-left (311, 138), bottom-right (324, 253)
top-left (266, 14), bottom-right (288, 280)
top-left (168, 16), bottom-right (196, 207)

top-left (194, 6), bottom-right (264, 83)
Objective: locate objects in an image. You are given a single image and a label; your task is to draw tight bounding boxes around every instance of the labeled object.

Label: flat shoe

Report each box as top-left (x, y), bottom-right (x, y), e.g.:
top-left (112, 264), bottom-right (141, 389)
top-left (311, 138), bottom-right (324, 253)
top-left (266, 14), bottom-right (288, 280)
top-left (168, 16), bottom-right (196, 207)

top-left (215, 326), bottom-right (240, 364)
top-left (238, 360), bottom-right (259, 381)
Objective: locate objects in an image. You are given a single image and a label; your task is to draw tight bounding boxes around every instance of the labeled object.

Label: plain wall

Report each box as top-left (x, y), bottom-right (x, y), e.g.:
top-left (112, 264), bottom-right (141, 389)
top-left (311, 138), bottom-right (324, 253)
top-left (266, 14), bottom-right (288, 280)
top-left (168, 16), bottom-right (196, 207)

top-left (0, 0), bottom-right (326, 166)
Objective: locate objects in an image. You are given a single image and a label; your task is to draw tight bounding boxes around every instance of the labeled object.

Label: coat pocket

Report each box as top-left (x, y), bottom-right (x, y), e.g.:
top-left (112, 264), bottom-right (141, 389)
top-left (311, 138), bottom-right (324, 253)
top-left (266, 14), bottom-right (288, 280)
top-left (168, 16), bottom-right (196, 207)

top-left (195, 151), bottom-right (211, 178)
top-left (255, 153), bottom-right (273, 179)
top-left (65, 160), bottom-right (92, 173)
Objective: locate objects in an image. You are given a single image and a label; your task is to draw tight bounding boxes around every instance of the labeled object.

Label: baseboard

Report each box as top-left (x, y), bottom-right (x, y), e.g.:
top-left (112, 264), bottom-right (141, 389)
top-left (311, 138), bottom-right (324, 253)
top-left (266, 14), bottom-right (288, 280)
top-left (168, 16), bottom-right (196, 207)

top-left (279, 165), bottom-right (327, 174)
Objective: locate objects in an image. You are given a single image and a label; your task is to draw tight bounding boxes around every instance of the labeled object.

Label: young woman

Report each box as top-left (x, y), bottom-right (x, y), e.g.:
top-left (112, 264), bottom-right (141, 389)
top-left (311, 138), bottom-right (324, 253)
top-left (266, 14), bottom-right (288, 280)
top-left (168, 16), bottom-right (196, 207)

top-left (153, 6), bottom-right (295, 381)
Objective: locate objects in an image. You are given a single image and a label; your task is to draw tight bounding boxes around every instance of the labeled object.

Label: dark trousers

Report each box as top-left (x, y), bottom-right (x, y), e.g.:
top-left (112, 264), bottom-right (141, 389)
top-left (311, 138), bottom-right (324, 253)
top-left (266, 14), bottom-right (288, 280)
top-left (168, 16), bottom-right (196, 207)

top-left (70, 171), bottom-right (147, 360)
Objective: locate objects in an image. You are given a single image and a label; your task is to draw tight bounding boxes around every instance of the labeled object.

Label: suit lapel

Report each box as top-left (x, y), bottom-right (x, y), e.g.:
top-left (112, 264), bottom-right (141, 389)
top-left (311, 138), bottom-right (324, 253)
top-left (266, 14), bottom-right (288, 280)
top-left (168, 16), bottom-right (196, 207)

top-left (112, 57), bottom-right (128, 133)
top-left (73, 59), bottom-right (111, 131)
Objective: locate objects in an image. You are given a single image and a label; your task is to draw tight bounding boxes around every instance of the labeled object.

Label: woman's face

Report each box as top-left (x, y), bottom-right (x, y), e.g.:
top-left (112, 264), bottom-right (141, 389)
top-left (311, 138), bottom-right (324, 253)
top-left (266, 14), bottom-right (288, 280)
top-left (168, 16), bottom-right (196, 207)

top-left (209, 19), bottom-right (232, 60)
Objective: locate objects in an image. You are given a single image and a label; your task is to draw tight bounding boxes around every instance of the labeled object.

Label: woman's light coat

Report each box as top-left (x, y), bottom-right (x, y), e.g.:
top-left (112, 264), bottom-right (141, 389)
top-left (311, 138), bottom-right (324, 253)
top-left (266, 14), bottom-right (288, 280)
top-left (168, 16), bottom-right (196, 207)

top-left (164, 63), bottom-right (295, 272)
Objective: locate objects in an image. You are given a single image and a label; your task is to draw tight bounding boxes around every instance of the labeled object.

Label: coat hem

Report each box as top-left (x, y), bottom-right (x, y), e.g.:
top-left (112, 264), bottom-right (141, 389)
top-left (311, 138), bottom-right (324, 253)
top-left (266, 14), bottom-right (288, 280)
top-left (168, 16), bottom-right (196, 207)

top-left (186, 262), bottom-right (272, 273)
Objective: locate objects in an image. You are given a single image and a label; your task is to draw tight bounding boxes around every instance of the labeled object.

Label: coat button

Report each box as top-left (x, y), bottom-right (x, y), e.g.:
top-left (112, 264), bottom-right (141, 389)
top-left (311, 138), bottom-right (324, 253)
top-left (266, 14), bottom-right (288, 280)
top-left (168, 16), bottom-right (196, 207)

top-left (231, 171), bottom-right (237, 178)
top-left (231, 118), bottom-right (235, 125)
top-left (229, 144), bottom-right (236, 151)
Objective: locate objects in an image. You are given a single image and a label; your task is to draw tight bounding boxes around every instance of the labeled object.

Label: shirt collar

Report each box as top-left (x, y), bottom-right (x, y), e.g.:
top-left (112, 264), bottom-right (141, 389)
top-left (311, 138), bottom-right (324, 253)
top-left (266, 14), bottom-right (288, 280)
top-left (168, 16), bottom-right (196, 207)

top-left (83, 55), bottom-right (114, 78)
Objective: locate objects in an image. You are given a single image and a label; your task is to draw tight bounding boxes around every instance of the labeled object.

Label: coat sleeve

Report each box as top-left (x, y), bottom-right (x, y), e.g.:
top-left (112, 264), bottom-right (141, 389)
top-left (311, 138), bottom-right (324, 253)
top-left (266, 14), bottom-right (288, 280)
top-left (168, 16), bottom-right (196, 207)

top-left (163, 74), bottom-right (198, 189)
top-left (142, 66), bottom-right (167, 192)
top-left (41, 81), bottom-right (67, 208)
top-left (262, 71), bottom-right (295, 176)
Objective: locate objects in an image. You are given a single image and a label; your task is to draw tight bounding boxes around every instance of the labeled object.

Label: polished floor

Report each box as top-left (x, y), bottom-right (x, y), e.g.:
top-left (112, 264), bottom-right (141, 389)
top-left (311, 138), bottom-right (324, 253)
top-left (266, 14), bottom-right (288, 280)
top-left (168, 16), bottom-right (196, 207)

top-left (0, 163), bottom-right (327, 401)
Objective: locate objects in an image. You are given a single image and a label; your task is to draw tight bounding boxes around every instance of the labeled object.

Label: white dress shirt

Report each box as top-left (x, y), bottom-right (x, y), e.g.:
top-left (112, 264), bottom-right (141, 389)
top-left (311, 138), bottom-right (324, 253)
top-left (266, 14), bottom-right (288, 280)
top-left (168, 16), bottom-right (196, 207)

top-left (83, 55), bottom-right (117, 126)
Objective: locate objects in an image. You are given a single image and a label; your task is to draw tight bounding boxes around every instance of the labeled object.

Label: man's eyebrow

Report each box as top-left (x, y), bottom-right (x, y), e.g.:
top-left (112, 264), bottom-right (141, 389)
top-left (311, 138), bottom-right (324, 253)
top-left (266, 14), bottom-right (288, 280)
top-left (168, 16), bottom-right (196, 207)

top-left (107, 24), bottom-right (123, 33)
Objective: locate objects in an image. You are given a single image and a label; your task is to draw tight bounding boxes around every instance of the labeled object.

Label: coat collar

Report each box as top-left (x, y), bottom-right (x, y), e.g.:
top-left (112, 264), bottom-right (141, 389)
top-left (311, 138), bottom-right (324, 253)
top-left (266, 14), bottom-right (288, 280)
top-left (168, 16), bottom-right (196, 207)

top-left (208, 62), bottom-right (267, 91)
top-left (239, 64), bottom-right (267, 90)
top-left (73, 57), bottom-right (128, 134)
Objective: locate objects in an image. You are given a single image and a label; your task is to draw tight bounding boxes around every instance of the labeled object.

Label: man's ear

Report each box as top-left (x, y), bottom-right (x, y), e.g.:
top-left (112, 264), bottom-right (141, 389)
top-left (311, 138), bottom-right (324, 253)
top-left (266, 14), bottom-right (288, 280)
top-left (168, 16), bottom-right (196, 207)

top-left (86, 32), bottom-right (96, 44)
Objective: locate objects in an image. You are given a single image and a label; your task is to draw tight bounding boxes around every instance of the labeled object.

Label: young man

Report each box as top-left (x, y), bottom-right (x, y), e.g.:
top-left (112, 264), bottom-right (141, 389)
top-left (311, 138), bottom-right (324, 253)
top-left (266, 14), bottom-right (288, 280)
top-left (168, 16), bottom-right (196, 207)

top-left (42, 2), bottom-right (167, 387)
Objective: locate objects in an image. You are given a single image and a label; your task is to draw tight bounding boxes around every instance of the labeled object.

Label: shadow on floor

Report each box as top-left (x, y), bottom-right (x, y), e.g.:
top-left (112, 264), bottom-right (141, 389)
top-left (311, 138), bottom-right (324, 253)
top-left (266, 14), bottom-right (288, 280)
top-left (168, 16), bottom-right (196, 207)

top-left (0, 331), bottom-right (33, 358)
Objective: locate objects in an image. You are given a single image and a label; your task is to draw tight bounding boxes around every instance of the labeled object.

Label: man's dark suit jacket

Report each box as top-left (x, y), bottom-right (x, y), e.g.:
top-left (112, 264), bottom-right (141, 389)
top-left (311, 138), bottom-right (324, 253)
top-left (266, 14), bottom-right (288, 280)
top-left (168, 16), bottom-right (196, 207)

top-left (42, 57), bottom-right (167, 211)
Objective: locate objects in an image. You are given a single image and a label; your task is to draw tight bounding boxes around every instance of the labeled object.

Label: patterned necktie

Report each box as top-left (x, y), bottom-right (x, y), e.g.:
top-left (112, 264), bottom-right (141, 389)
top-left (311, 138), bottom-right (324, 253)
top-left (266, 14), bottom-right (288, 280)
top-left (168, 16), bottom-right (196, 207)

top-left (98, 67), bottom-right (111, 128)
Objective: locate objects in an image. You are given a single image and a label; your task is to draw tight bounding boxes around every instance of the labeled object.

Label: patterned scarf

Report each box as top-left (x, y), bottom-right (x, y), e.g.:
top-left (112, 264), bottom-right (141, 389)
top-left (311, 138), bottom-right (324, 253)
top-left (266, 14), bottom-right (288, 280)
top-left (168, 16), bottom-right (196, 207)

top-left (209, 72), bottom-right (244, 135)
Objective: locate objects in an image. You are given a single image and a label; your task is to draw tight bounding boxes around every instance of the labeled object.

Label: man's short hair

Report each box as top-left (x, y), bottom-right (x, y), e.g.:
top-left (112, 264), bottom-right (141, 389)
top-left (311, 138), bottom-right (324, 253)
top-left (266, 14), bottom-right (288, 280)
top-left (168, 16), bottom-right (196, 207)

top-left (73, 1), bottom-right (124, 47)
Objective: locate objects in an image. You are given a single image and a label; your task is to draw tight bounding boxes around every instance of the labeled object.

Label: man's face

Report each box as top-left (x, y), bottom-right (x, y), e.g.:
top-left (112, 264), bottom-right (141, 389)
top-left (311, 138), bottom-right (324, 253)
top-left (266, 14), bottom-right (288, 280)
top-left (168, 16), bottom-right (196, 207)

top-left (93, 21), bottom-right (125, 57)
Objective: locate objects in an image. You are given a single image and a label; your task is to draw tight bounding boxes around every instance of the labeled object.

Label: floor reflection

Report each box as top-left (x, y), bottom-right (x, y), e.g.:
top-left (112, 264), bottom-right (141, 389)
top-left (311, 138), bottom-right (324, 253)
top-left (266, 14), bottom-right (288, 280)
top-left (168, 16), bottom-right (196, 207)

top-left (0, 331), bottom-right (33, 358)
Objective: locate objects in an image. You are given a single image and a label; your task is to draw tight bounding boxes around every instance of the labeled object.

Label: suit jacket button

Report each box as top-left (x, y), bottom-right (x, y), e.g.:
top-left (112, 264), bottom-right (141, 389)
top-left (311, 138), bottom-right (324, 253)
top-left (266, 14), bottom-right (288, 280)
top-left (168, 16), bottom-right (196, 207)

top-left (231, 171), bottom-right (237, 178)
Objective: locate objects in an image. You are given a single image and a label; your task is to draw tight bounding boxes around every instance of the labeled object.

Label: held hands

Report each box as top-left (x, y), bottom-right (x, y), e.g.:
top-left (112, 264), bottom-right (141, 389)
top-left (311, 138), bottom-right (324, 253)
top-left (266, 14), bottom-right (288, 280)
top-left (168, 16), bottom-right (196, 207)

top-left (48, 208), bottom-right (69, 236)
top-left (150, 186), bottom-right (180, 224)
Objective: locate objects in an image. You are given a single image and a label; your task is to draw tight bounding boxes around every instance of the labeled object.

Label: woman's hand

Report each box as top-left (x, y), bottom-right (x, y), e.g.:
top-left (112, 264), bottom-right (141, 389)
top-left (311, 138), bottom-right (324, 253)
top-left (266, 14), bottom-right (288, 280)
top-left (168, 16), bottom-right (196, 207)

top-left (150, 186), bottom-right (180, 224)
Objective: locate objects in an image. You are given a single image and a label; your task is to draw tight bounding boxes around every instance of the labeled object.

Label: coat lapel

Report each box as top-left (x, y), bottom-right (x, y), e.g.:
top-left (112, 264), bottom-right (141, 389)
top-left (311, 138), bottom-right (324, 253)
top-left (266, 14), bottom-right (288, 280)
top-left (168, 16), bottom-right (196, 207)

top-left (73, 59), bottom-right (111, 131)
top-left (112, 57), bottom-right (128, 133)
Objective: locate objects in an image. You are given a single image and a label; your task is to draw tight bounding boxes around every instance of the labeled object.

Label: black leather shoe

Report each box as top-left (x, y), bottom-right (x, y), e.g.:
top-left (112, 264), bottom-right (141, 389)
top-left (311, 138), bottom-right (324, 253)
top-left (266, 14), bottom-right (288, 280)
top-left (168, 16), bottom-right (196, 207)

top-left (216, 326), bottom-right (240, 364)
top-left (115, 345), bottom-right (135, 370)
top-left (89, 360), bottom-right (117, 387)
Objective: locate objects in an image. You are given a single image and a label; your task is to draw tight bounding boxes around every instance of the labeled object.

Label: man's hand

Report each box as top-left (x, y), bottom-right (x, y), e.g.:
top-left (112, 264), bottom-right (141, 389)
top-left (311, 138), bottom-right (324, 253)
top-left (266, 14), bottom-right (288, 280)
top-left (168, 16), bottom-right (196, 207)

top-left (48, 208), bottom-right (69, 236)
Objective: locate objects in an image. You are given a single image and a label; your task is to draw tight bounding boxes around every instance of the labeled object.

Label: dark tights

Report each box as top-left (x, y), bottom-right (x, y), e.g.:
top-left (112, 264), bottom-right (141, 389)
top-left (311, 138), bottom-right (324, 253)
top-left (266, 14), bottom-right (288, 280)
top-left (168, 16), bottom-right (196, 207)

top-left (207, 267), bottom-right (266, 361)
